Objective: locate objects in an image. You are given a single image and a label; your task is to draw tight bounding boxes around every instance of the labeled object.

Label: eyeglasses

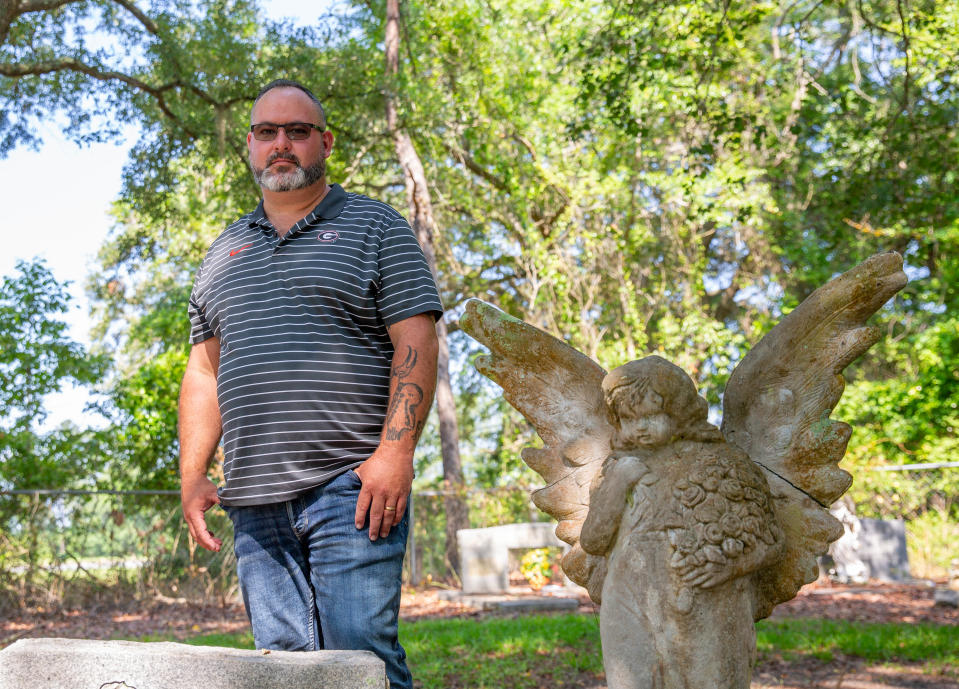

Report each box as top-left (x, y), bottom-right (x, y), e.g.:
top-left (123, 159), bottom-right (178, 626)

top-left (250, 122), bottom-right (325, 141)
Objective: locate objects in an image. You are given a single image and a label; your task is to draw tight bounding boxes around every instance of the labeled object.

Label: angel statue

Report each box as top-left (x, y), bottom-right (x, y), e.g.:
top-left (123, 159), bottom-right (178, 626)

top-left (460, 253), bottom-right (907, 689)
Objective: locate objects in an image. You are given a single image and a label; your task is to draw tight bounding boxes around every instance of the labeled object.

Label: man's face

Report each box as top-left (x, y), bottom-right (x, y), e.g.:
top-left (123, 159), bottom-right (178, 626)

top-left (247, 87), bottom-right (334, 192)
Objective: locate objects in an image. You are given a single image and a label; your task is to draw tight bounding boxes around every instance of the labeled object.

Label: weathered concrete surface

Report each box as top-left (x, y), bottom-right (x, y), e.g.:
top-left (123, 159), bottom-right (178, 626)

top-left (484, 597), bottom-right (579, 613)
top-left (0, 638), bottom-right (386, 689)
top-left (858, 517), bottom-right (910, 581)
top-left (461, 253), bottom-right (908, 689)
top-left (458, 522), bottom-right (566, 594)
top-left (934, 588), bottom-right (959, 608)
top-left (823, 504), bottom-right (910, 583)
top-left (437, 589), bottom-right (581, 612)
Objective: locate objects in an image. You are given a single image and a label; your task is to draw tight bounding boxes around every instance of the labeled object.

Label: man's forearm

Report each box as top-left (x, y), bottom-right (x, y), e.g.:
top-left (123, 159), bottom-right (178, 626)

top-left (354, 313), bottom-right (438, 540)
top-left (178, 338), bottom-right (224, 551)
top-left (380, 339), bottom-right (438, 453)
top-left (178, 366), bottom-right (223, 479)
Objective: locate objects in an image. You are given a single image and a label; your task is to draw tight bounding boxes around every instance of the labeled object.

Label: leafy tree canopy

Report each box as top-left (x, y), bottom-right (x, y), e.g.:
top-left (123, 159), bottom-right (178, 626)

top-left (2, 0), bottom-right (956, 515)
top-left (0, 259), bottom-right (104, 491)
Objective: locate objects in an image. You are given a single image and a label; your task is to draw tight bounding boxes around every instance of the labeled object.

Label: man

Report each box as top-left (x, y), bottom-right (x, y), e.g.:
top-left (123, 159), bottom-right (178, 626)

top-left (178, 79), bottom-right (441, 689)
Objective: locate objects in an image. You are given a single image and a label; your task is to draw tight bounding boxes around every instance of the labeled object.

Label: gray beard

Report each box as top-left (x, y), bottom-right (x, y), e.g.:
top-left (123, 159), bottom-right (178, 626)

top-left (251, 152), bottom-right (325, 192)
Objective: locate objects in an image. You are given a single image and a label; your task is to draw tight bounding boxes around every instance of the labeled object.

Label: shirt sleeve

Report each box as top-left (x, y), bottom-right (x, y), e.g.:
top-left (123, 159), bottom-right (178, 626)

top-left (375, 217), bottom-right (444, 325)
top-left (188, 261), bottom-right (216, 344)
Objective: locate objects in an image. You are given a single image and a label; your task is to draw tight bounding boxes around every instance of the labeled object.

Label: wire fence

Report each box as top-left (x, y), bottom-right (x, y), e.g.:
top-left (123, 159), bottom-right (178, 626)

top-left (0, 486), bottom-right (544, 613)
top-left (3, 462), bottom-right (957, 613)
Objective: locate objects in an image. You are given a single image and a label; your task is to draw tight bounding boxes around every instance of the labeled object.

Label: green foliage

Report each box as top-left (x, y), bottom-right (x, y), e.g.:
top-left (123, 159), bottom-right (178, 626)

top-left (0, 260), bottom-right (102, 437)
top-left (519, 547), bottom-right (562, 590)
top-left (840, 318), bottom-right (959, 479)
top-left (1, 0), bottom-right (375, 485)
top-left (409, 487), bottom-right (546, 583)
top-left (905, 509), bottom-right (959, 580)
top-left (0, 492), bottom-right (236, 613)
top-left (0, 260), bottom-right (110, 606)
top-left (837, 315), bottom-right (959, 576)
top-left (3, 0), bottom-right (958, 558)
top-left (100, 347), bottom-right (188, 492)
top-left (0, 260), bottom-right (104, 500)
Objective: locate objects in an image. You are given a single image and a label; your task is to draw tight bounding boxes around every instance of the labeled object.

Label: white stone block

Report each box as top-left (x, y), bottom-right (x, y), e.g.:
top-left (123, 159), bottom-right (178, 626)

top-left (0, 638), bottom-right (386, 689)
top-left (457, 522), bottom-right (565, 594)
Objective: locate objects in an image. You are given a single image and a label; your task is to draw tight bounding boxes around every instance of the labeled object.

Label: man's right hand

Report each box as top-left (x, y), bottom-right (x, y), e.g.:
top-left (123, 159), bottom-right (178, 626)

top-left (181, 475), bottom-right (223, 552)
top-left (178, 338), bottom-right (223, 552)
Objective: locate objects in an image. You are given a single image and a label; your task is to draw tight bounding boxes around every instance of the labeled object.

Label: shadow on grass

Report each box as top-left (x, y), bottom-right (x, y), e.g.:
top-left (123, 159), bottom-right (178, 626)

top-left (133, 613), bottom-right (958, 688)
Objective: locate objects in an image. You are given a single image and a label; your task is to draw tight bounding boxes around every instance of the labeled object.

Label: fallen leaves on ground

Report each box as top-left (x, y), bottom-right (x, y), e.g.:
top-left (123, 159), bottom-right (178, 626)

top-left (754, 655), bottom-right (958, 689)
top-left (0, 601), bottom-right (249, 646)
top-left (1, 581), bottom-right (956, 688)
top-left (771, 580), bottom-right (959, 626)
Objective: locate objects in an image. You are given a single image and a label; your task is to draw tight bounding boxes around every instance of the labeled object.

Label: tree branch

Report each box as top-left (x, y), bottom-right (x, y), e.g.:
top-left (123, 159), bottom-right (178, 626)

top-left (511, 131), bottom-right (537, 161)
top-left (442, 141), bottom-right (508, 191)
top-left (895, 0), bottom-right (910, 113)
top-left (18, 0), bottom-right (77, 11)
top-left (110, 0), bottom-right (160, 36)
top-left (2, 0), bottom-right (156, 49)
top-left (1, 0), bottom-right (78, 44)
top-left (0, 58), bottom-right (199, 138)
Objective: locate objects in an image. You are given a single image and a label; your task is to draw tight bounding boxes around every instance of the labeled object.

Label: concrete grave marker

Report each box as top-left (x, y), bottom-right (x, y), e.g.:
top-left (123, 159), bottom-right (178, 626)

top-left (858, 517), bottom-right (910, 581)
top-left (0, 638), bottom-right (386, 689)
top-left (457, 522), bottom-right (567, 594)
top-left (824, 503), bottom-right (911, 582)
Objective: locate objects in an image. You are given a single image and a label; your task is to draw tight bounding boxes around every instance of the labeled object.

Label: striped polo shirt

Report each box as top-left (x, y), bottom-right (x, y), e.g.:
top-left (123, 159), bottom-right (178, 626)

top-left (188, 184), bottom-right (443, 506)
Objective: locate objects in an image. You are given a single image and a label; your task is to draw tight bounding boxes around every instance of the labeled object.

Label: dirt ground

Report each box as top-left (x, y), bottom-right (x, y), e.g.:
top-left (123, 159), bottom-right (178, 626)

top-left (752, 657), bottom-right (957, 689)
top-left (769, 579), bottom-right (959, 626)
top-left (1, 580), bottom-right (956, 688)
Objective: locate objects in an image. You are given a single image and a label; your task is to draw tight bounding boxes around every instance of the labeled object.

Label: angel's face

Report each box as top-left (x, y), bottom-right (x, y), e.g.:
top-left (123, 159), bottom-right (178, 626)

top-left (616, 387), bottom-right (677, 448)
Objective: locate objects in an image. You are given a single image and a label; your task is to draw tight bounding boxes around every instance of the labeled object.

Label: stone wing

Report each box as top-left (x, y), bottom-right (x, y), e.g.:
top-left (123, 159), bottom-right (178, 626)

top-left (460, 299), bottom-right (615, 585)
top-left (721, 252), bottom-right (907, 615)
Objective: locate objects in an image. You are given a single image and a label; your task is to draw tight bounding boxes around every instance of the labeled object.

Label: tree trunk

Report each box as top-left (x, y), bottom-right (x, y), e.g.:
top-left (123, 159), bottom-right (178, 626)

top-left (384, 0), bottom-right (468, 578)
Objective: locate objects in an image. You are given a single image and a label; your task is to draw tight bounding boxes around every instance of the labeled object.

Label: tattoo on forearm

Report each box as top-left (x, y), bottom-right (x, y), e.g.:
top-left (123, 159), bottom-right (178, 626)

top-left (385, 346), bottom-right (425, 442)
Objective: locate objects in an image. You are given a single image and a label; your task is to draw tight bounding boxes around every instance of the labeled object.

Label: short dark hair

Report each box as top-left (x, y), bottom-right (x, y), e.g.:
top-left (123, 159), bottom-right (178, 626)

top-left (252, 79), bottom-right (327, 129)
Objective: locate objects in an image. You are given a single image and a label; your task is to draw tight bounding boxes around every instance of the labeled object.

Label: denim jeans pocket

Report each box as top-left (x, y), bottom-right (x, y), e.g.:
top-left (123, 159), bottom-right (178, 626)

top-left (345, 468), bottom-right (363, 488)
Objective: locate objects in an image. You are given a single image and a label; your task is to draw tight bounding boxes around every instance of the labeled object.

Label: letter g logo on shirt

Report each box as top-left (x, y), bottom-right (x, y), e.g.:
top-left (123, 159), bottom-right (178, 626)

top-left (318, 230), bottom-right (339, 243)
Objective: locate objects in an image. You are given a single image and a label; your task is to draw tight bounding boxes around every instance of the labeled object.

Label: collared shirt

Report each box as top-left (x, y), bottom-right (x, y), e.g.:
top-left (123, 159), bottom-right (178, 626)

top-left (188, 184), bottom-right (443, 506)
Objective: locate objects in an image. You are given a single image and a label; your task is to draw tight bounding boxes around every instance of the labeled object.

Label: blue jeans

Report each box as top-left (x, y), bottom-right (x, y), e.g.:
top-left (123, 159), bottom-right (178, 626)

top-left (224, 469), bottom-right (411, 689)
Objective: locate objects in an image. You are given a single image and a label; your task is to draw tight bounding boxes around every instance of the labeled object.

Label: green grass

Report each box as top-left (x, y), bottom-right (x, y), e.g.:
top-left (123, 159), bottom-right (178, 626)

top-left (129, 614), bottom-right (959, 686)
top-left (756, 617), bottom-right (959, 674)
top-left (400, 614), bottom-right (603, 688)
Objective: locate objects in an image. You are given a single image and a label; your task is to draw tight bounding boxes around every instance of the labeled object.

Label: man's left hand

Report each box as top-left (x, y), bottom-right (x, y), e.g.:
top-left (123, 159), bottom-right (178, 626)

top-left (354, 448), bottom-right (414, 541)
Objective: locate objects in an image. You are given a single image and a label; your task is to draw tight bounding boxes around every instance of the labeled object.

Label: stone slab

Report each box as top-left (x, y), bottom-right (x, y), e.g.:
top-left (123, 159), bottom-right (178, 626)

top-left (934, 588), bottom-right (959, 608)
top-left (481, 597), bottom-right (579, 612)
top-left (859, 517), bottom-right (910, 581)
top-left (436, 590), bottom-right (581, 612)
top-left (823, 512), bottom-right (911, 583)
top-left (0, 638), bottom-right (386, 689)
top-left (457, 522), bottom-right (566, 594)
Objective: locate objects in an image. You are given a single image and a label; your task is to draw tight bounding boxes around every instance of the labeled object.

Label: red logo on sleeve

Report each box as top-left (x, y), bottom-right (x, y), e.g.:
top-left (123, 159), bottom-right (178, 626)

top-left (229, 243), bottom-right (254, 256)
